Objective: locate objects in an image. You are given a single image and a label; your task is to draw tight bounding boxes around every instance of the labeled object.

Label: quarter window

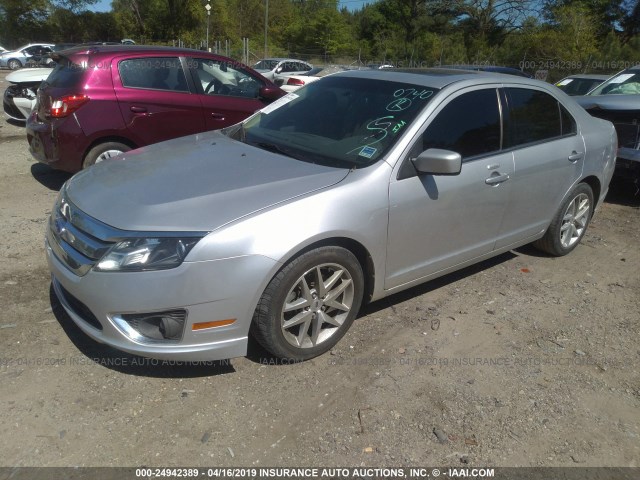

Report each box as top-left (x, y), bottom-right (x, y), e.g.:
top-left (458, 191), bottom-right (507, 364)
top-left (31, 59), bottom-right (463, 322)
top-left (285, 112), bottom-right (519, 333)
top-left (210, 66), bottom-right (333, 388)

top-left (420, 89), bottom-right (501, 160)
top-left (119, 57), bottom-right (188, 92)
top-left (560, 104), bottom-right (577, 136)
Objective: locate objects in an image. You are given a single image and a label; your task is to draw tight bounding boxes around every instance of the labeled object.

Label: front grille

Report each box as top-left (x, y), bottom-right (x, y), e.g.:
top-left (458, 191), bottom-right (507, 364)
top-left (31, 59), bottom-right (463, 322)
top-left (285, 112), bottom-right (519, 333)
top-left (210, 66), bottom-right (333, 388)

top-left (56, 280), bottom-right (103, 330)
top-left (586, 108), bottom-right (640, 150)
top-left (48, 191), bottom-right (115, 276)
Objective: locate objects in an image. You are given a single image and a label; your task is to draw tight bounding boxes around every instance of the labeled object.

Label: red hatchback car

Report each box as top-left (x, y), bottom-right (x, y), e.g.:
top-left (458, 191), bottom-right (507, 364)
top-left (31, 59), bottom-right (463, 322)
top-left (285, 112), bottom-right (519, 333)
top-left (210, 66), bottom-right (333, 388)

top-left (27, 45), bottom-right (284, 172)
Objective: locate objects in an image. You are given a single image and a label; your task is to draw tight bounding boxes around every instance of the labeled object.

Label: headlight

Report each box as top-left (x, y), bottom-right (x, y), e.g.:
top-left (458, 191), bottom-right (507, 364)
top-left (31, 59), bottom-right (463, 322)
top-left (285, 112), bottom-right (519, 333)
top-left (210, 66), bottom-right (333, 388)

top-left (95, 237), bottom-right (202, 272)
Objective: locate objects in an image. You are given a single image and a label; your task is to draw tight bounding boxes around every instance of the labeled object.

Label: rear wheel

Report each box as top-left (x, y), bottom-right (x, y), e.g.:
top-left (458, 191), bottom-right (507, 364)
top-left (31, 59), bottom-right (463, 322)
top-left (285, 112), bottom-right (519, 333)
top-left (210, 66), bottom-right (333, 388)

top-left (8, 59), bottom-right (22, 70)
top-left (533, 183), bottom-right (594, 256)
top-left (251, 246), bottom-right (364, 361)
top-left (82, 142), bottom-right (131, 169)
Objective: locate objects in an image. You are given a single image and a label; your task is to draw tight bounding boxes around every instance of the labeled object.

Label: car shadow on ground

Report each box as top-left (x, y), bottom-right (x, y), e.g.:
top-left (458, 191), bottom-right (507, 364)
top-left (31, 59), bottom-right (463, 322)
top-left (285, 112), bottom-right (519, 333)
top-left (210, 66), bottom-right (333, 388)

top-left (245, 251), bottom-right (519, 365)
top-left (49, 285), bottom-right (236, 378)
top-left (605, 178), bottom-right (640, 207)
top-left (5, 118), bottom-right (25, 128)
top-left (30, 163), bottom-right (72, 191)
top-left (361, 251), bottom-right (518, 317)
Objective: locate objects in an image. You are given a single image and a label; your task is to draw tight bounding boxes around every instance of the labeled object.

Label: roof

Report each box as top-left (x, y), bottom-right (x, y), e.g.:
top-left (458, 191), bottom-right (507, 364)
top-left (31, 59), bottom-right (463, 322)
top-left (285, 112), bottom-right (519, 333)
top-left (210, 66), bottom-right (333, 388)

top-left (334, 67), bottom-right (535, 90)
top-left (259, 57), bottom-right (308, 62)
top-left (562, 74), bottom-right (610, 80)
top-left (58, 44), bottom-right (205, 56)
top-left (51, 44), bottom-right (238, 63)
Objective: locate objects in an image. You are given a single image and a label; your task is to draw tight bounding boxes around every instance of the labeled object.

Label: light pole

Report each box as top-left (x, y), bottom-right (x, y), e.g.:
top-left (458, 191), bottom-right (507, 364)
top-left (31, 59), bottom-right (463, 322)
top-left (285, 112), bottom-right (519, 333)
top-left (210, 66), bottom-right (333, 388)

top-left (205, 1), bottom-right (211, 51)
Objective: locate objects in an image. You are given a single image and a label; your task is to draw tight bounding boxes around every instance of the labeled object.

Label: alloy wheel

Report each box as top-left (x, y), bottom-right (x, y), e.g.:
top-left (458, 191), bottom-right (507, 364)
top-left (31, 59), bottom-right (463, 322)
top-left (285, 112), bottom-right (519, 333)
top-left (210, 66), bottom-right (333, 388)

top-left (280, 263), bottom-right (355, 349)
top-left (559, 193), bottom-right (590, 248)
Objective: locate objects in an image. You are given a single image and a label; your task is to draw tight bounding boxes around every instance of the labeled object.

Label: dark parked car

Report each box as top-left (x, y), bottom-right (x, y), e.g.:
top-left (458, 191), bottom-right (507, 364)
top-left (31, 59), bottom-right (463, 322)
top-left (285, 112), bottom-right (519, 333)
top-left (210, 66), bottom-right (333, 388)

top-left (555, 74), bottom-right (608, 96)
top-left (26, 45), bottom-right (284, 172)
top-left (574, 67), bottom-right (640, 179)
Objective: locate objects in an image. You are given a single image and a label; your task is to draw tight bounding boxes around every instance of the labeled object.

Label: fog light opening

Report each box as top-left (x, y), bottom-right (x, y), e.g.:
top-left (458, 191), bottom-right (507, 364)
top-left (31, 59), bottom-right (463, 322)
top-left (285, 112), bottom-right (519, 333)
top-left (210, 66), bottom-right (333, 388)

top-left (113, 309), bottom-right (187, 343)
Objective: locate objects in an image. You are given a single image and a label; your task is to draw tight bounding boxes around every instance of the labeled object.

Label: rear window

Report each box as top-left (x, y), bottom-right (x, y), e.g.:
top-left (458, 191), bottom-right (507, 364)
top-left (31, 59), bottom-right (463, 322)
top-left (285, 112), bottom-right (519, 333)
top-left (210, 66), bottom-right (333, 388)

top-left (45, 59), bottom-right (85, 88)
top-left (118, 57), bottom-right (188, 92)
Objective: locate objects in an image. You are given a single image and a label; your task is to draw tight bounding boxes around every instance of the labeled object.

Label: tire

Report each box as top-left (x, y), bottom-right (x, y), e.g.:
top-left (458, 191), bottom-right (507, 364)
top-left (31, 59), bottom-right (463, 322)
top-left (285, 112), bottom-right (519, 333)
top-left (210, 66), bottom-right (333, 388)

top-left (8, 59), bottom-right (22, 70)
top-left (82, 142), bottom-right (131, 169)
top-left (533, 183), bottom-right (594, 256)
top-left (251, 246), bottom-right (365, 361)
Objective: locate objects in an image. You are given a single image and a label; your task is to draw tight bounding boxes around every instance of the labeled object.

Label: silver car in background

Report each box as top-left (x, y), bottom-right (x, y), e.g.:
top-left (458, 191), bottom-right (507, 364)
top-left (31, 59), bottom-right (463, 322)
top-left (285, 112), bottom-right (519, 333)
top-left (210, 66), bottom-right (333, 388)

top-left (46, 69), bottom-right (617, 362)
top-left (0, 43), bottom-right (54, 70)
top-left (253, 58), bottom-right (313, 81)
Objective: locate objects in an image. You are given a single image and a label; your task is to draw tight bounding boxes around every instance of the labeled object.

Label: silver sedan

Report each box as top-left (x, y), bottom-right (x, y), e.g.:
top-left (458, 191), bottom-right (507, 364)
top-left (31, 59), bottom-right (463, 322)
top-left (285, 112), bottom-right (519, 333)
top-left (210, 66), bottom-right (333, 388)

top-left (46, 69), bottom-right (617, 362)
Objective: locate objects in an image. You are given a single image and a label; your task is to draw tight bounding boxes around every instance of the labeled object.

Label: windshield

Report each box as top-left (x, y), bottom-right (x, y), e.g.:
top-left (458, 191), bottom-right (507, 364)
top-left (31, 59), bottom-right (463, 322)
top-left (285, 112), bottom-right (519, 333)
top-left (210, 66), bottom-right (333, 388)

top-left (253, 59), bottom-right (279, 71)
top-left (234, 76), bottom-right (438, 168)
top-left (589, 70), bottom-right (640, 95)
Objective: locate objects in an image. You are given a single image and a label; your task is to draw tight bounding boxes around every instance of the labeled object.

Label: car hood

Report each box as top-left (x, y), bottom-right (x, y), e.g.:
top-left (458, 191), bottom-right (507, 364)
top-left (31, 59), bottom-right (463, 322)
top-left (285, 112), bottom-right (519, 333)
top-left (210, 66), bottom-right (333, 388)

top-left (6, 67), bottom-right (51, 84)
top-left (65, 131), bottom-right (350, 232)
top-left (574, 94), bottom-right (640, 111)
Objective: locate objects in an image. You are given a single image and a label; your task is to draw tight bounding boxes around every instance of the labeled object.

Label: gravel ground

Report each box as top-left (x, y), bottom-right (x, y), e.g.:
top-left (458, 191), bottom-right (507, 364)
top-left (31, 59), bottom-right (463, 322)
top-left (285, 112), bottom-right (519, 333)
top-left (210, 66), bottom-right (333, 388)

top-left (0, 69), bottom-right (639, 469)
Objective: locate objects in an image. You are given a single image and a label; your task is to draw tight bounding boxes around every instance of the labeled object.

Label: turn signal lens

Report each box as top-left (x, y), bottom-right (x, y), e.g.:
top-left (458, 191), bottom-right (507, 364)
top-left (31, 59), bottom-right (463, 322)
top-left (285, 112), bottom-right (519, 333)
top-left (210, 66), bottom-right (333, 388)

top-left (192, 319), bottom-right (236, 331)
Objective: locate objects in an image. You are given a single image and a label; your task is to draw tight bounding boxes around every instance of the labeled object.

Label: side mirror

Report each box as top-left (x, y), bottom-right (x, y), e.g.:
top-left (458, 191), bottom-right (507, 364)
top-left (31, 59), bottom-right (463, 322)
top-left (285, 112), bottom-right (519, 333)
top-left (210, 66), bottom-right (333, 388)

top-left (259, 86), bottom-right (284, 101)
top-left (411, 148), bottom-right (462, 175)
top-left (275, 66), bottom-right (283, 74)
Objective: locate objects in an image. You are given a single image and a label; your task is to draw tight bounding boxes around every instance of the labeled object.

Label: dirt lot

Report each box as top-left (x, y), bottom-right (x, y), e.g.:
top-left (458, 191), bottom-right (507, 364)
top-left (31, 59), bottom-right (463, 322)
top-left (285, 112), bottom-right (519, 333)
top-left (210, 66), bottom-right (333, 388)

top-left (0, 69), bottom-right (639, 470)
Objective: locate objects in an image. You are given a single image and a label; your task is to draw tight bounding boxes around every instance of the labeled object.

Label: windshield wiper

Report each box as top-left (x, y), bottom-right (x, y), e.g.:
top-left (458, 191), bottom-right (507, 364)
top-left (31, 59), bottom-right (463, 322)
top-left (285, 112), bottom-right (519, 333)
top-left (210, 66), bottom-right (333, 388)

top-left (255, 142), bottom-right (300, 160)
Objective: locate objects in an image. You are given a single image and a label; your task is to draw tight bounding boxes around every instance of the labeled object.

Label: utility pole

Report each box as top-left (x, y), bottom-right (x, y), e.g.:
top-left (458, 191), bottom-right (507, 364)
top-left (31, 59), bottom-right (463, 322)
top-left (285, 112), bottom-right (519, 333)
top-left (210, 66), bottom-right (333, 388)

top-left (205, 1), bottom-right (211, 51)
top-left (264, 0), bottom-right (268, 58)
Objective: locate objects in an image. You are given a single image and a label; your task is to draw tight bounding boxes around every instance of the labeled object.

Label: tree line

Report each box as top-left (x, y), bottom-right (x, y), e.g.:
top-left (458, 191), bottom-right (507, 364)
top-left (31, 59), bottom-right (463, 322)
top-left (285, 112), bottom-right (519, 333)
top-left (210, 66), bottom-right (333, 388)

top-left (2, 0), bottom-right (640, 79)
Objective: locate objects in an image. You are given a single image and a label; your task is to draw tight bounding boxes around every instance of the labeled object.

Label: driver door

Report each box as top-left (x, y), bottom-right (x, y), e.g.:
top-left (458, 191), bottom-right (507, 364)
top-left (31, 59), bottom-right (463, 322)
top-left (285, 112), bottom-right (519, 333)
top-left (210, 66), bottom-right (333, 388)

top-left (385, 87), bottom-right (513, 289)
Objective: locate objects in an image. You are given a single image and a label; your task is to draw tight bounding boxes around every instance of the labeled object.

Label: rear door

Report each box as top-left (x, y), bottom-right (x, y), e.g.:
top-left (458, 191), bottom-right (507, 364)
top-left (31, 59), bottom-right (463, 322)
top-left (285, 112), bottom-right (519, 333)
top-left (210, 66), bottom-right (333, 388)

top-left (187, 56), bottom-right (268, 130)
top-left (113, 55), bottom-right (205, 146)
top-left (494, 87), bottom-right (584, 249)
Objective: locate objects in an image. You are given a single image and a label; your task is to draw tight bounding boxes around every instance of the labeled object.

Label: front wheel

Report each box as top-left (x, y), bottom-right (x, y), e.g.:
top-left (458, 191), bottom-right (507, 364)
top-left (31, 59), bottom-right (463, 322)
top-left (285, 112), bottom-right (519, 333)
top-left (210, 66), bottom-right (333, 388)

top-left (82, 142), bottom-right (131, 169)
top-left (251, 246), bottom-right (364, 360)
top-left (533, 183), bottom-right (594, 256)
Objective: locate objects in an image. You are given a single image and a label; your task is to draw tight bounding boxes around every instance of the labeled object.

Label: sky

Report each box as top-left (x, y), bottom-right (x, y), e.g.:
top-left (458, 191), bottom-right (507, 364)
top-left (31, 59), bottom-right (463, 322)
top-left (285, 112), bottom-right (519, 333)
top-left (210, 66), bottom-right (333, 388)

top-left (93, 0), bottom-right (373, 13)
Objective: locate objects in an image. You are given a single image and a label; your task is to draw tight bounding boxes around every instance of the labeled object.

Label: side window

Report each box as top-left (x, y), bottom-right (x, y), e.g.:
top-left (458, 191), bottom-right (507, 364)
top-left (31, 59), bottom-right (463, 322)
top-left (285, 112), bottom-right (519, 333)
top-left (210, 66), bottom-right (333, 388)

top-left (192, 58), bottom-right (263, 98)
top-left (119, 57), bottom-right (188, 92)
top-left (560, 105), bottom-right (577, 136)
top-left (420, 89), bottom-right (501, 161)
top-left (281, 61), bottom-right (297, 73)
top-left (505, 88), bottom-right (563, 147)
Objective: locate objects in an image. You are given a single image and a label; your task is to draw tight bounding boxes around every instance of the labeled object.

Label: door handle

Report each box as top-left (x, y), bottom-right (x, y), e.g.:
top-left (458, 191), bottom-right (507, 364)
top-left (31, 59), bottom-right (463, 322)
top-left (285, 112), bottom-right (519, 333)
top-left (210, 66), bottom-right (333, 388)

top-left (211, 113), bottom-right (226, 121)
top-left (568, 151), bottom-right (584, 162)
top-left (130, 106), bottom-right (147, 113)
top-left (485, 173), bottom-right (510, 185)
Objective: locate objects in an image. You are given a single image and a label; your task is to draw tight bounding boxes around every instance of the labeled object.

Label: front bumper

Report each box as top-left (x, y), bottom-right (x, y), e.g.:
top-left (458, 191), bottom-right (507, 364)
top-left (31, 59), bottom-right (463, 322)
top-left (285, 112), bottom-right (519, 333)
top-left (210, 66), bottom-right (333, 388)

top-left (3, 85), bottom-right (29, 121)
top-left (616, 147), bottom-right (640, 178)
top-left (47, 238), bottom-right (278, 361)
